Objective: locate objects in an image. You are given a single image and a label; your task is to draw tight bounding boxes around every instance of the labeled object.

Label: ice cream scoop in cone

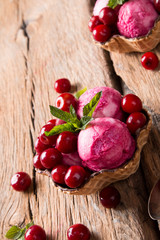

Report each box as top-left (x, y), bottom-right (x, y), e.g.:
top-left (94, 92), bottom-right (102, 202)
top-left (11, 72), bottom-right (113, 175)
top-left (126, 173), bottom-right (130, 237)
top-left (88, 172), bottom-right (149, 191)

top-left (36, 109), bottom-right (152, 195)
top-left (96, 18), bottom-right (160, 53)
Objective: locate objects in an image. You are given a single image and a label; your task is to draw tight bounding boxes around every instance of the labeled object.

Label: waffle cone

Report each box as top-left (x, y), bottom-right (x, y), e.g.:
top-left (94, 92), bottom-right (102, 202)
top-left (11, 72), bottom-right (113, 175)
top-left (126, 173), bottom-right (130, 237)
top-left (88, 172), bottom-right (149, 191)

top-left (95, 18), bottom-right (160, 53)
top-left (36, 109), bottom-right (152, 195)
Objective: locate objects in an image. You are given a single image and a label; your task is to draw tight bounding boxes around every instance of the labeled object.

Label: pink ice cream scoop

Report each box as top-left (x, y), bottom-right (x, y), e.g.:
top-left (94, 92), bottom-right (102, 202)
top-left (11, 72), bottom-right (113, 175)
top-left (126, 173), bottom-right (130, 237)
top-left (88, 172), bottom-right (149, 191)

top-left (78, 117), bottom-right (136, 171)
top-left (77, 87), bottom-right (123, 120)
top-left (117, 0), bottom-right (158, 38)
top-left (62, 152), bottom-right (82, 166)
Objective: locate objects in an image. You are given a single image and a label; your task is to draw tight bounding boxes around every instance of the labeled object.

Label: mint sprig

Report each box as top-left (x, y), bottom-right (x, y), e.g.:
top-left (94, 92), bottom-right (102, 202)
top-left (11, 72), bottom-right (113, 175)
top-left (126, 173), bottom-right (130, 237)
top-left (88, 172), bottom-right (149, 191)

top-left (5, 222), bottom-right (34, 239)
top-left (45, 91), bottom-right (102, 136)
top-left (75, 87), bottom-right (87, 99)
top-left (83, 91), bottom-right (102, 117)
top-left (107, 0), bottom-right (128, 8)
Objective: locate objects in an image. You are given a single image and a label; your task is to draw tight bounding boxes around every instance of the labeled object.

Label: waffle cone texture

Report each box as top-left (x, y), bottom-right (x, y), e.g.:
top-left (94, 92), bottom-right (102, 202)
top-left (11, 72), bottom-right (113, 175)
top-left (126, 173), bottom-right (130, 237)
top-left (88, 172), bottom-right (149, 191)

top-left (36, 109), bottom-right (152, 195)
top-left (95, 18), bottom-right (160, 53)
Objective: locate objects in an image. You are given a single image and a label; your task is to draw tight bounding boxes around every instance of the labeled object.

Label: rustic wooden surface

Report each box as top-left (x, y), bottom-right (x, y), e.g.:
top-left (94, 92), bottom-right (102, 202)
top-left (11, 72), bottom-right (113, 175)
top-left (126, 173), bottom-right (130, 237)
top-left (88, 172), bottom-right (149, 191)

top-left (1, 0), bottom-right (160, 239)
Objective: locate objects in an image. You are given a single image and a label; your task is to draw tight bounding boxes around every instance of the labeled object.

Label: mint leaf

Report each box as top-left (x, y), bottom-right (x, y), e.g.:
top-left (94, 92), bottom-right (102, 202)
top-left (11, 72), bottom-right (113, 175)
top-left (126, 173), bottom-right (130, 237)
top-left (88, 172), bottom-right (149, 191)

top-left (25, 221), bottom-right (34, 230)
top-left (18, 235), bottom-right (25, 240)
top-left (5, 226), bottom-right (21, 239)
top-left (45, 123), bottom-right (77, 136)
top-left (50, 105), bottom-right (74, 123)
top-left (108, 0), bottom-right (128, 8)
top-left (83, 91), bottom-right (102, 117)
top-left (50, 105), bottom-right (80, 128)
top-left (75, 87), bottom-right (87, 99)
top-left (80, 116), bottom-right (93, 130)
top-left (69, 105), bottom-right (77, 118)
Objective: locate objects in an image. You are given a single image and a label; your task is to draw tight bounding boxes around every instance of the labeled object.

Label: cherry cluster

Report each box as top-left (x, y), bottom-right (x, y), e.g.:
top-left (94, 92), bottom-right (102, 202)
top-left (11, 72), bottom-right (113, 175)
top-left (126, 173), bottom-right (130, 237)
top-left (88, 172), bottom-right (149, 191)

top-left (33, 78), bottom-right (91, 189)
top-left (88, 7), bottom-right (118, 43)
top-left (121, 94), bottom-right (147, 134)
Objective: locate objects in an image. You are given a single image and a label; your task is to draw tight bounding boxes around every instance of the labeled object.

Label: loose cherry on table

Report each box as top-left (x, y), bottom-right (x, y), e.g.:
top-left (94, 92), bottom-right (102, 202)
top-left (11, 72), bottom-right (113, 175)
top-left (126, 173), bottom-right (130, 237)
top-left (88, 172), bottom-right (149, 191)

top-left (99, 186), bottom-right (121, 208)
top-left (154, 0), bottom-right (160, 13)
top-left (40, 148), bottom-right (62, 169)
top-left (34, 137), bottom-right (50, 154)
top-left (67, 224), bottom-right (91, 240)
top-left (25, 225), bottom-right (46, 240)
top-left (99, 7), bottom-right (117, 26)
top-left (65, 166), bottom-right (86, 188)
top-left (56, 131), bottom-right (77, 153)
top-left (88, 16), bottom-right (102, 32)
top-left (121, 94), bottom-right (142, 113)
top-left (54, 78), bottom-right (71, 93)
top-left (51, 164), bottom-right (69, 184)
top-left (126, 112), bottom-right (147, 134)
top-left (11, 172), bottom-right (31, 191)
top-left (141, 52), bottom-right (159, 70)
top-left (33, 154), bottom-right (45, 170)
top-left (92, 24), bottom-right (111, 43)
top-left (56, 93), bottom-right (77, 112)
top-left (39, 123), bottom-right (57, 146)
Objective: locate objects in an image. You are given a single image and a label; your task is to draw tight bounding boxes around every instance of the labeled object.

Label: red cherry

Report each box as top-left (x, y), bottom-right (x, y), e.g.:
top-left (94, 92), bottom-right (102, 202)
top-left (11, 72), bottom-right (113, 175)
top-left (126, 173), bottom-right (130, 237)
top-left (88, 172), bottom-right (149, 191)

top-left (99, 7), bottom-right (117, 25)
top-left (93, 24), bottom-right (111, 43)
top-left (154, 0), bottom-right (160, 13)
top-left (65, 166), bottom-right (86, 188)
top-left (67, 224), bottom-right (90, 240)
top-left (51, 165), bottom-right (69, 184)
top-left (126, 112), bottom-right (147, 134)
top-left (88, 16), bottom-right (102, 32)
top-left (46, 119), bottom-right (57, 125)
top-left (25, 225), bottom-right (46, 240)
top-left (56, 131), bottom-right (77, 153)
top-left (33, 154), bottom-right (45, 170)
top-left (40, 148), bottom-right (62, 169)
top-left (56, 93), bottom-right (77, 112)
top-left (141, 52), bottom-right (159, 70)
top-left (39, 124), bottom-right (57, 146)
top-left (11, 172), bottom-right (31, 191)
top-left (54, 78), bottom-right (71, 93)
top-left (34, 137), bottom-right (50, 154)
top-left (121, 94), bottom-right (142, 113)
top-left (100, 186), bottom-right (120, 208)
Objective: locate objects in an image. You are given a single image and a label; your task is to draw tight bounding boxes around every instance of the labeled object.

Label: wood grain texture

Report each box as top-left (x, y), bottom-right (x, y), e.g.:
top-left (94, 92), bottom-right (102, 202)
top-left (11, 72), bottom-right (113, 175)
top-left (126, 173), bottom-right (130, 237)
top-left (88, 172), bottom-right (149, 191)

top-left (0, 0), bottom-right (160, 239)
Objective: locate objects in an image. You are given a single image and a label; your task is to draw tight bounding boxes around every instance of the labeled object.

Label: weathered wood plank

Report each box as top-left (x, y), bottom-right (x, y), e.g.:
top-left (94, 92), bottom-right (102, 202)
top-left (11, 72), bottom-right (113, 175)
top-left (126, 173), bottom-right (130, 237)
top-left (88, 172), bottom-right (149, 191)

top-left (0, 0), bottom-right (34, 237)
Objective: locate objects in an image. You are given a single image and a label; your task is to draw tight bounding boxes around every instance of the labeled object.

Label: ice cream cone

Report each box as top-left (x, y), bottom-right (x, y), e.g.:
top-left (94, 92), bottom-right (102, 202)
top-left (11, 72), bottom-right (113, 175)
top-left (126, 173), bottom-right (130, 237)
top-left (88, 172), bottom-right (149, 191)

top-left (95, 18), bottom-right (160, 53)
top-left (36, 109), bottom-right (152, 195)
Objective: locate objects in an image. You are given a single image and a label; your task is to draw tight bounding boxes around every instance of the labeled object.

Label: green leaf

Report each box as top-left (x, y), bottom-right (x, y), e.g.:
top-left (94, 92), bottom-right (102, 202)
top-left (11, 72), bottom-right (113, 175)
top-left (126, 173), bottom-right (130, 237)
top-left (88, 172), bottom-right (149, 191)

top-left (50, 105), bottom-right (81, 128)
top-left (69, 105), bottom-right (77, 118)
top-left (75, 87), bottom-right (87, 99)
top-left (18, 235), bottom-right (25, 240)
top-left (50, 105), bottom-right (74, 123)
top-left (83, 91), bottom-right (102, 117)
top-left (5, 226), bottom-right (21, 239)
top-left (25, 221), bottom-right (34, 230)
top-left (107, 0), bottom-right (128, 8)
top-left (80, 116), bottom-right (93, 130)
top-left (45, 123), bottom-right (77, 136)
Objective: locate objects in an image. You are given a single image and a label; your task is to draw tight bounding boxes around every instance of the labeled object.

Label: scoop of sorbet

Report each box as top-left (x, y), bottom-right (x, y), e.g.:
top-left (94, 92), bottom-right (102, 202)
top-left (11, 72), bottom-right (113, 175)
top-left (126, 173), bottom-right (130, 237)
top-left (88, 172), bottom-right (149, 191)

top-left (78, 117), bottom-right (136, 171)
top-left (77, 87), bottom-right (123, 120)
top-left (117, 0), bottom-right (158, 38)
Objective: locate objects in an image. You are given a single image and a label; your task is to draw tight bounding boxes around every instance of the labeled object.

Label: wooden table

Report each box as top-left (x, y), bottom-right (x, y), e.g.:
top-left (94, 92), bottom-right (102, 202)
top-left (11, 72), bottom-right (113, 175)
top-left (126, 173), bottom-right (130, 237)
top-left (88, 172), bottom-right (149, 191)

top-left (1, 0), bottom-right (160, 239)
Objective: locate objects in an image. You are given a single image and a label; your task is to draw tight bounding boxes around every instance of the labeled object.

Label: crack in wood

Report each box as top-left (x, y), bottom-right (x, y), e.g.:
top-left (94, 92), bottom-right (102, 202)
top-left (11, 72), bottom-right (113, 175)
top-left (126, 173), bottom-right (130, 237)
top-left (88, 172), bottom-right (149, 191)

top-left (28, 198), bottom-right (33, 222)
top-left (20, 20), bottom-right (30, 51)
